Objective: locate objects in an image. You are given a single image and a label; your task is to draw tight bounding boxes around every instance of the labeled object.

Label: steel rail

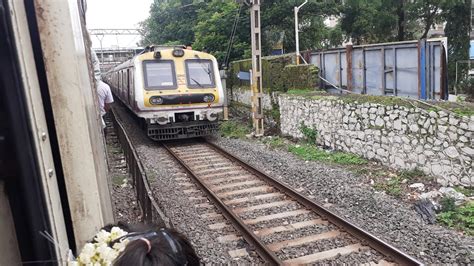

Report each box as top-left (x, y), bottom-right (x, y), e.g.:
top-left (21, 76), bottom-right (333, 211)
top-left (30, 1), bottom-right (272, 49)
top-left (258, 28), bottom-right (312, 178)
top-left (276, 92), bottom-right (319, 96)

top-left (203, 139), bottom-right (423, 266)
top-left (161, 142), bottom-right (281, 265)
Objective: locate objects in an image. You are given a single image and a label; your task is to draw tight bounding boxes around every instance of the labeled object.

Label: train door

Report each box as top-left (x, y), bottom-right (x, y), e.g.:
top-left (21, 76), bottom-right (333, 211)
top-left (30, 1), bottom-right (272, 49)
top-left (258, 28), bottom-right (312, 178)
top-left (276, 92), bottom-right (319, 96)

top-left (125, 69), bottom-right (130, 104)
top-left (130, 68), bottom-right (135, 109)
top-left (118, 71), bottom-right (122, 101)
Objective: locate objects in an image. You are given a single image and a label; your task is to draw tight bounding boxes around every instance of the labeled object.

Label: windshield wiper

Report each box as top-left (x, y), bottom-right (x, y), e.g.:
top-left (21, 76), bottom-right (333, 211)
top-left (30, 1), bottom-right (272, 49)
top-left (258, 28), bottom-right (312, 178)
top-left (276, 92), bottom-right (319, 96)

top-left (195, 54), bottom-right (212, 78)
top-left (190, 77), bottom-right (204, 88)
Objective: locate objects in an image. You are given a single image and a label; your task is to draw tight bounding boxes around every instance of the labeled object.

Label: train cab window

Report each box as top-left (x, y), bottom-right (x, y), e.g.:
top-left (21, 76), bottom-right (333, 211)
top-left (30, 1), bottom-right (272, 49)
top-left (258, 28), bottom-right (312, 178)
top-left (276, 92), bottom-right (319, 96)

top-left (143, 61), bottom-right (177, 90)
top-left (185, 59), bottom-right (215, 88)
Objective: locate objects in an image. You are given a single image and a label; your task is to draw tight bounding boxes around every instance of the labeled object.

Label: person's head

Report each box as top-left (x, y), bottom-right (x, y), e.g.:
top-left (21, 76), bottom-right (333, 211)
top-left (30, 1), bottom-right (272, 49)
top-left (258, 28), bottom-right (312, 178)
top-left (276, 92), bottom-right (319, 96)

top-left (112, 225), bottom-right (199, 266)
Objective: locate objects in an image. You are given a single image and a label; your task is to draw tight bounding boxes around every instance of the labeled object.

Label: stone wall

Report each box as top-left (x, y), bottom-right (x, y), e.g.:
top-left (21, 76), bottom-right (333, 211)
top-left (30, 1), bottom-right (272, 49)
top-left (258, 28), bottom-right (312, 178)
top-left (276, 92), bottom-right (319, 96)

top-left (279, 95), bottom-right (474, 186)
top-left (230, 87), bottom-right (274, 110)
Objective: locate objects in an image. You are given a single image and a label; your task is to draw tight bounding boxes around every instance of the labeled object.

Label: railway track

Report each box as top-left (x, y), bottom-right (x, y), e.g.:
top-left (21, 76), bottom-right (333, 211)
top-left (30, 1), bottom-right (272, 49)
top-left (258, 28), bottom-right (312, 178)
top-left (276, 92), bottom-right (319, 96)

top-left (163, 139), bottom-right (423, 265)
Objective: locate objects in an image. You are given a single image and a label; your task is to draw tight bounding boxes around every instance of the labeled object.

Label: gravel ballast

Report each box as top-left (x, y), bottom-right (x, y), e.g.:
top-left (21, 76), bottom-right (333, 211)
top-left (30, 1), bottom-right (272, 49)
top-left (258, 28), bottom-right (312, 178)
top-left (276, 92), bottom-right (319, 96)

top-left (211, 137), bottom-right (474, 264)
top-left (112, 106), bottom-right (262, 264)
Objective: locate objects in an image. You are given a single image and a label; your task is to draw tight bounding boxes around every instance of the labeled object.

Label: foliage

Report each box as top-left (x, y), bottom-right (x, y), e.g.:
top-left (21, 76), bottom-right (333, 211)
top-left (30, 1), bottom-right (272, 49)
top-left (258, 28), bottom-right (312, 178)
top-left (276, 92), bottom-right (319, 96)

top-left (454, 186), bottom-right (474, 197)
top-left (192, 1), bottom-right (251, 65)
top-left (440, 197), bottom-right (456, 212)
top-left (444, 0), bottom-right (471, 93)
top-left (141, 0), bottom-right (343, 65)
top-left (340, 0), bottom-right (462, 44)
top-left (340, 0), bottom-right (399, 44)
top-left (457, 78), bottom-right (474, 100)
top-left (219, 120), bottom-right (250, 139)
top-left (299, 123), bottom-right (318, 144)
top-left (286, 89), bottom-right (318, 95)
top-left (373, 176), bottom-right (403, 197)
top-left (261, 0), bottom-right (343, 53)
top-left (399, 168), bottom-right (429, 181)
top-left (288, 144), bottom-right (367, 165)
top-left (262, 136), bottom-right (286, 149)
top-left (437, 201), bottom-right (474, 235)
top-left (140, 0), bottom-right (198, 46)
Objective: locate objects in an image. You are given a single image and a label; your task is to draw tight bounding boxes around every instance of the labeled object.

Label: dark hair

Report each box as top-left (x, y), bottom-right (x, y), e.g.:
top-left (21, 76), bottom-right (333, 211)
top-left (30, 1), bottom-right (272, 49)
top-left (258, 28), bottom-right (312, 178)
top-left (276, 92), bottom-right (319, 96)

top-left (112, 224), bottom-right (200, 266)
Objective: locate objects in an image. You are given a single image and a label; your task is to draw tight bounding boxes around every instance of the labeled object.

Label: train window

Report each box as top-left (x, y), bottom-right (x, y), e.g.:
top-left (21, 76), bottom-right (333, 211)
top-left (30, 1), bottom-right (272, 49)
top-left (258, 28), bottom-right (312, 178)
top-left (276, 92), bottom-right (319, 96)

top-left (143, 60), bottom-right (177, 90)
top-left (185, 59), bottom-right (215, 89)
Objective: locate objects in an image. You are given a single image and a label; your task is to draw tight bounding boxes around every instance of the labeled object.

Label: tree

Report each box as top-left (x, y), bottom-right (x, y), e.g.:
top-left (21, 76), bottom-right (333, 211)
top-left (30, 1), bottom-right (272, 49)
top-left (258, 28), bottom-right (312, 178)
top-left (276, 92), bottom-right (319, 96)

top-left (442, 0), bottom-right (471, 92)
top-left (340, 0), bottom-right (399, 44)
top-left (406, 0), bottom-right (445, 39)
top-left (193, 1), bottom-right (251, 65)
top-left (140, 0), bottom-right (199, 46)
top-left (261, 0), bottom-right (343, 52)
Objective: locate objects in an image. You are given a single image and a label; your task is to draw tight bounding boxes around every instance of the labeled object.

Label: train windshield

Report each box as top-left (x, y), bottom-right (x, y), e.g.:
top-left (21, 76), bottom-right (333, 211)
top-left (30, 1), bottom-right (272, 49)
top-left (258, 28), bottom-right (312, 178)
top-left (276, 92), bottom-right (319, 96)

top-left (143, 60), bottom-right (177, 90)
top-left (185, 59), bottom-right (215, 88)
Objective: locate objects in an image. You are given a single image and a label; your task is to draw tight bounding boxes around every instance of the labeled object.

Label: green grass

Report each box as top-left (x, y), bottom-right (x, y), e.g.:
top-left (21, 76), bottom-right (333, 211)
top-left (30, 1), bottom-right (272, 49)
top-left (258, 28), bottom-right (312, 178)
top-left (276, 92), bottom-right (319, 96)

top-left (454, 186), bottom-right (474, 197)
top-left (435, 102), bottom-right (474, 117)
top-left (288, 144), bottom-right (367, 165)
top-left (398, 168), bottom-right (429, 181)
top-left (219, 120), bottom-right (251, 139)
top-left (262, 136), bottom-right (286, 149)
top-left (437, 201), bottom-right (474, 235)
top-left (373, 176), bottom-right (403, 197)
top-left (112, 174), bottom-right (127, 185)
top-left (299, 123), bottom-right (318, 145)
top-left (286, 89), bottom-right (318, 95)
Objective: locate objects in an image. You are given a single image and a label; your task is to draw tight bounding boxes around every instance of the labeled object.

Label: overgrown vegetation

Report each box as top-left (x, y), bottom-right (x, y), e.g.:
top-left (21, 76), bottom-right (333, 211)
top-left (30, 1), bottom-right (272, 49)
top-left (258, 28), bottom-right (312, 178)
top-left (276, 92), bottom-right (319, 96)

top-left (219, 120), bottom-right (250, 139)
top-left (398, 168), bottom-right (430, 181)
top-left (262, 136), bottom-right (286, 149)
top-left (437, 201), bottom-right (474, 236)
top-left (454, 186), bottom-right (474, 197)
top-left (288, 144), bottom-right (367, 165)
top-left (286, 89), bottom-right (318, 95)
top-left (112, 174), bottom-right (127, 186)
top-left (299, 123), bottom-right (318, 145)
top-left (373, 176), bottom-right (403, 197)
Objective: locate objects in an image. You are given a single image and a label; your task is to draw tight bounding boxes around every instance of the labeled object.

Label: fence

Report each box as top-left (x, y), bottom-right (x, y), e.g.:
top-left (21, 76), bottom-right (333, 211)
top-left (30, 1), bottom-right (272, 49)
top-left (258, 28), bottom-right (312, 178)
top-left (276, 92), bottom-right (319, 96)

top-left (307, 38), bottom-right (448, 100)
top-left (110, 109), bottom-right (170, 226)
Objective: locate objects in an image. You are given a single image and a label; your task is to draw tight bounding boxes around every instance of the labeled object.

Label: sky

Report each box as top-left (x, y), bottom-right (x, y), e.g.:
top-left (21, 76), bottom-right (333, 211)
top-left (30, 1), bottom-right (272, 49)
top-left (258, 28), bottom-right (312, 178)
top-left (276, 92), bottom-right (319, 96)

top-left (86, 0), bottom-right (153, 49)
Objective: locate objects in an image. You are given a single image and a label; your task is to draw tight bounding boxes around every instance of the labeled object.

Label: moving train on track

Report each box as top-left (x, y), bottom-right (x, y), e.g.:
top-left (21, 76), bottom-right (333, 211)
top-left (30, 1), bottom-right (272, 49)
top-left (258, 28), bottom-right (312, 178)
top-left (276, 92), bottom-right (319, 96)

top-left (103, 46), bottom-right (226, 140)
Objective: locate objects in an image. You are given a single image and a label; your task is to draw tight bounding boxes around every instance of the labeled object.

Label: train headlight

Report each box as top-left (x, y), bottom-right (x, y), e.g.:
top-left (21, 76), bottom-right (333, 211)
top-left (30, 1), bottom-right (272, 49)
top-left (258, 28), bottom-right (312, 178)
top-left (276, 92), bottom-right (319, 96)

top-left (203, 94), bottom-right (215, 103)
top-left (150, 96), bottom-right (163, 105)
top-left (172, 48), bottom-right (185, 57)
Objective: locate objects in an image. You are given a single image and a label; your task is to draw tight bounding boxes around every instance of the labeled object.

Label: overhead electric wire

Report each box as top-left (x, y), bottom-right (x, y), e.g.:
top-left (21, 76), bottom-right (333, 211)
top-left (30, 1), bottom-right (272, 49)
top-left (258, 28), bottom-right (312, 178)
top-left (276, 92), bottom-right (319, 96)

top-left (223, 3), bottom-right (243, 68)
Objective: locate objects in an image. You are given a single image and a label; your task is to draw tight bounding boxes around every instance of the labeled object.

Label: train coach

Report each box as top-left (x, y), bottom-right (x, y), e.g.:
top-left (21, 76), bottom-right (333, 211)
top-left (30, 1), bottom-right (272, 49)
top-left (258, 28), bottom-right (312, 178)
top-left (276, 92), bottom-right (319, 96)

top-left (104, 46), bottom-right (226, 140)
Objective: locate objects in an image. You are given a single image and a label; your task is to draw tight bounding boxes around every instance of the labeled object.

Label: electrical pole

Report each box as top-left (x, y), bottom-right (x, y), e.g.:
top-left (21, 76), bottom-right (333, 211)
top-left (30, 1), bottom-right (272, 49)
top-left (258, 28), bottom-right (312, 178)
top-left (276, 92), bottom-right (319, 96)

top-left (250, 0), bottom-right (264, 136)
top-left (235, 0), bottom-right (264, 136)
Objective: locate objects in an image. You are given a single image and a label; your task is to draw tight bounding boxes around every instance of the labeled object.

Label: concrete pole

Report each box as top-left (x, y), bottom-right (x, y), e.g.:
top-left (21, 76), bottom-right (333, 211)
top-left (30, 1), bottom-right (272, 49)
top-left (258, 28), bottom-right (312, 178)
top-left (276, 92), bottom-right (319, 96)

top-left (295, 7), bottom-right (299, 65)
top-left (250, 0), bottom-right (264, 136)
top-left (294, 1), bottom-right (307, 65)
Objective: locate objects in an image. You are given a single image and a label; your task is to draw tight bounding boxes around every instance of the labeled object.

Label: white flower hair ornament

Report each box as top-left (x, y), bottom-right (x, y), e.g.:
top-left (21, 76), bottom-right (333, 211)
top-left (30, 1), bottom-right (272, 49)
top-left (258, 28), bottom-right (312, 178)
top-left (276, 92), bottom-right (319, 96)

top-left (67, 226), bottom-right (129, 266)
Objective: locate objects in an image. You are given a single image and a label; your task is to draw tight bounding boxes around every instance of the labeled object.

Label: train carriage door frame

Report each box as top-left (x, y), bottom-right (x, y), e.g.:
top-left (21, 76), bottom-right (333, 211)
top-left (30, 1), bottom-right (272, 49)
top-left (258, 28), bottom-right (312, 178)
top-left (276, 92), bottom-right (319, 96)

top-left (118, 70), bottom-right (122, 100)
top-left (129, 68), bottom-right (134, 106)
top-left (126, 68), bottom-right (130, 104)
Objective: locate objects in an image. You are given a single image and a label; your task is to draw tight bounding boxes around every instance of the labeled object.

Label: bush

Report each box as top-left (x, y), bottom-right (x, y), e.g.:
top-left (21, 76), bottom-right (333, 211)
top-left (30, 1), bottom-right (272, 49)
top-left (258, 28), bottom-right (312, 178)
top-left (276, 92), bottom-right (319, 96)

top-left (299, 123), bottom-right (318, 144)
top-left (457, 78), bottom-right (474, 100)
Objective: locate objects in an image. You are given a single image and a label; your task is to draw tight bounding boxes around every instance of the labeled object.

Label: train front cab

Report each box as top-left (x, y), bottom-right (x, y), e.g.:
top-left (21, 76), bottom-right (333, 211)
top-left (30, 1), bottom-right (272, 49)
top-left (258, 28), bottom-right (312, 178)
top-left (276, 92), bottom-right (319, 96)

top-left (109, 47), bottom-right (225, 141)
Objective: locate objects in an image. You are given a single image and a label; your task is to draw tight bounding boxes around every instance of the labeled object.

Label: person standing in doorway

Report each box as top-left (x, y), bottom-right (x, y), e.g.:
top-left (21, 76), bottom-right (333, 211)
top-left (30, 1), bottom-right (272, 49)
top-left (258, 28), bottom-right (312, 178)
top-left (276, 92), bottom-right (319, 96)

top-left (92, 50), bottom-right (114, 132)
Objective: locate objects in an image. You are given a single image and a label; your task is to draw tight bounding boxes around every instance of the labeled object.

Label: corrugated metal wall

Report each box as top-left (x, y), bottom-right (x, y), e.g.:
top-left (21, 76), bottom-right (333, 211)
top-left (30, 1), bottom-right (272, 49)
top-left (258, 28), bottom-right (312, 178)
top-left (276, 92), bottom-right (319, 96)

top-left (309, 38), bottom-right (448, 100)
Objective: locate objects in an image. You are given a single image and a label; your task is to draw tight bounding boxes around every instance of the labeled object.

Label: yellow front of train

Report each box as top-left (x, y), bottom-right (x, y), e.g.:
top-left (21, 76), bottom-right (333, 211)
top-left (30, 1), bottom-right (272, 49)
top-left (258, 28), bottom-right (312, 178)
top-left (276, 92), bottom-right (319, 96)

top-left (133, 46), bottom-right (225, 140)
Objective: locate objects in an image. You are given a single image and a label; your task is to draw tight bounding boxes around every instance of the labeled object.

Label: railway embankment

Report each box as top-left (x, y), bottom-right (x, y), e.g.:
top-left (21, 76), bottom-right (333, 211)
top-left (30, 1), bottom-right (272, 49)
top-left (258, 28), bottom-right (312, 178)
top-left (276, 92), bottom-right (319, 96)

top-left (210, 136), bottom-right (473, 264)
top-left (279, 93), bottom-right (473, 187)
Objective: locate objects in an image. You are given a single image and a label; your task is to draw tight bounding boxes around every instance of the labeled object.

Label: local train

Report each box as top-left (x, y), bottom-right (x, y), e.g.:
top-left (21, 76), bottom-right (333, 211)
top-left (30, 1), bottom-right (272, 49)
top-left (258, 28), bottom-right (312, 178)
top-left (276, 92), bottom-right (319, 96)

top-left (103, 46), bottom-right (226, 141)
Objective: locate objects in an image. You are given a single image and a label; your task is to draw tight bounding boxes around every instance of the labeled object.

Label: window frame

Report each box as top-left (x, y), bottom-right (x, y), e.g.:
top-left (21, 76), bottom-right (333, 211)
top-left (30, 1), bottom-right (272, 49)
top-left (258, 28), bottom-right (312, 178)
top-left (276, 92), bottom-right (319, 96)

top-left (142, 60), bottom-right (177, 90)
top-left (185, 59), bottom-right (216, 89)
